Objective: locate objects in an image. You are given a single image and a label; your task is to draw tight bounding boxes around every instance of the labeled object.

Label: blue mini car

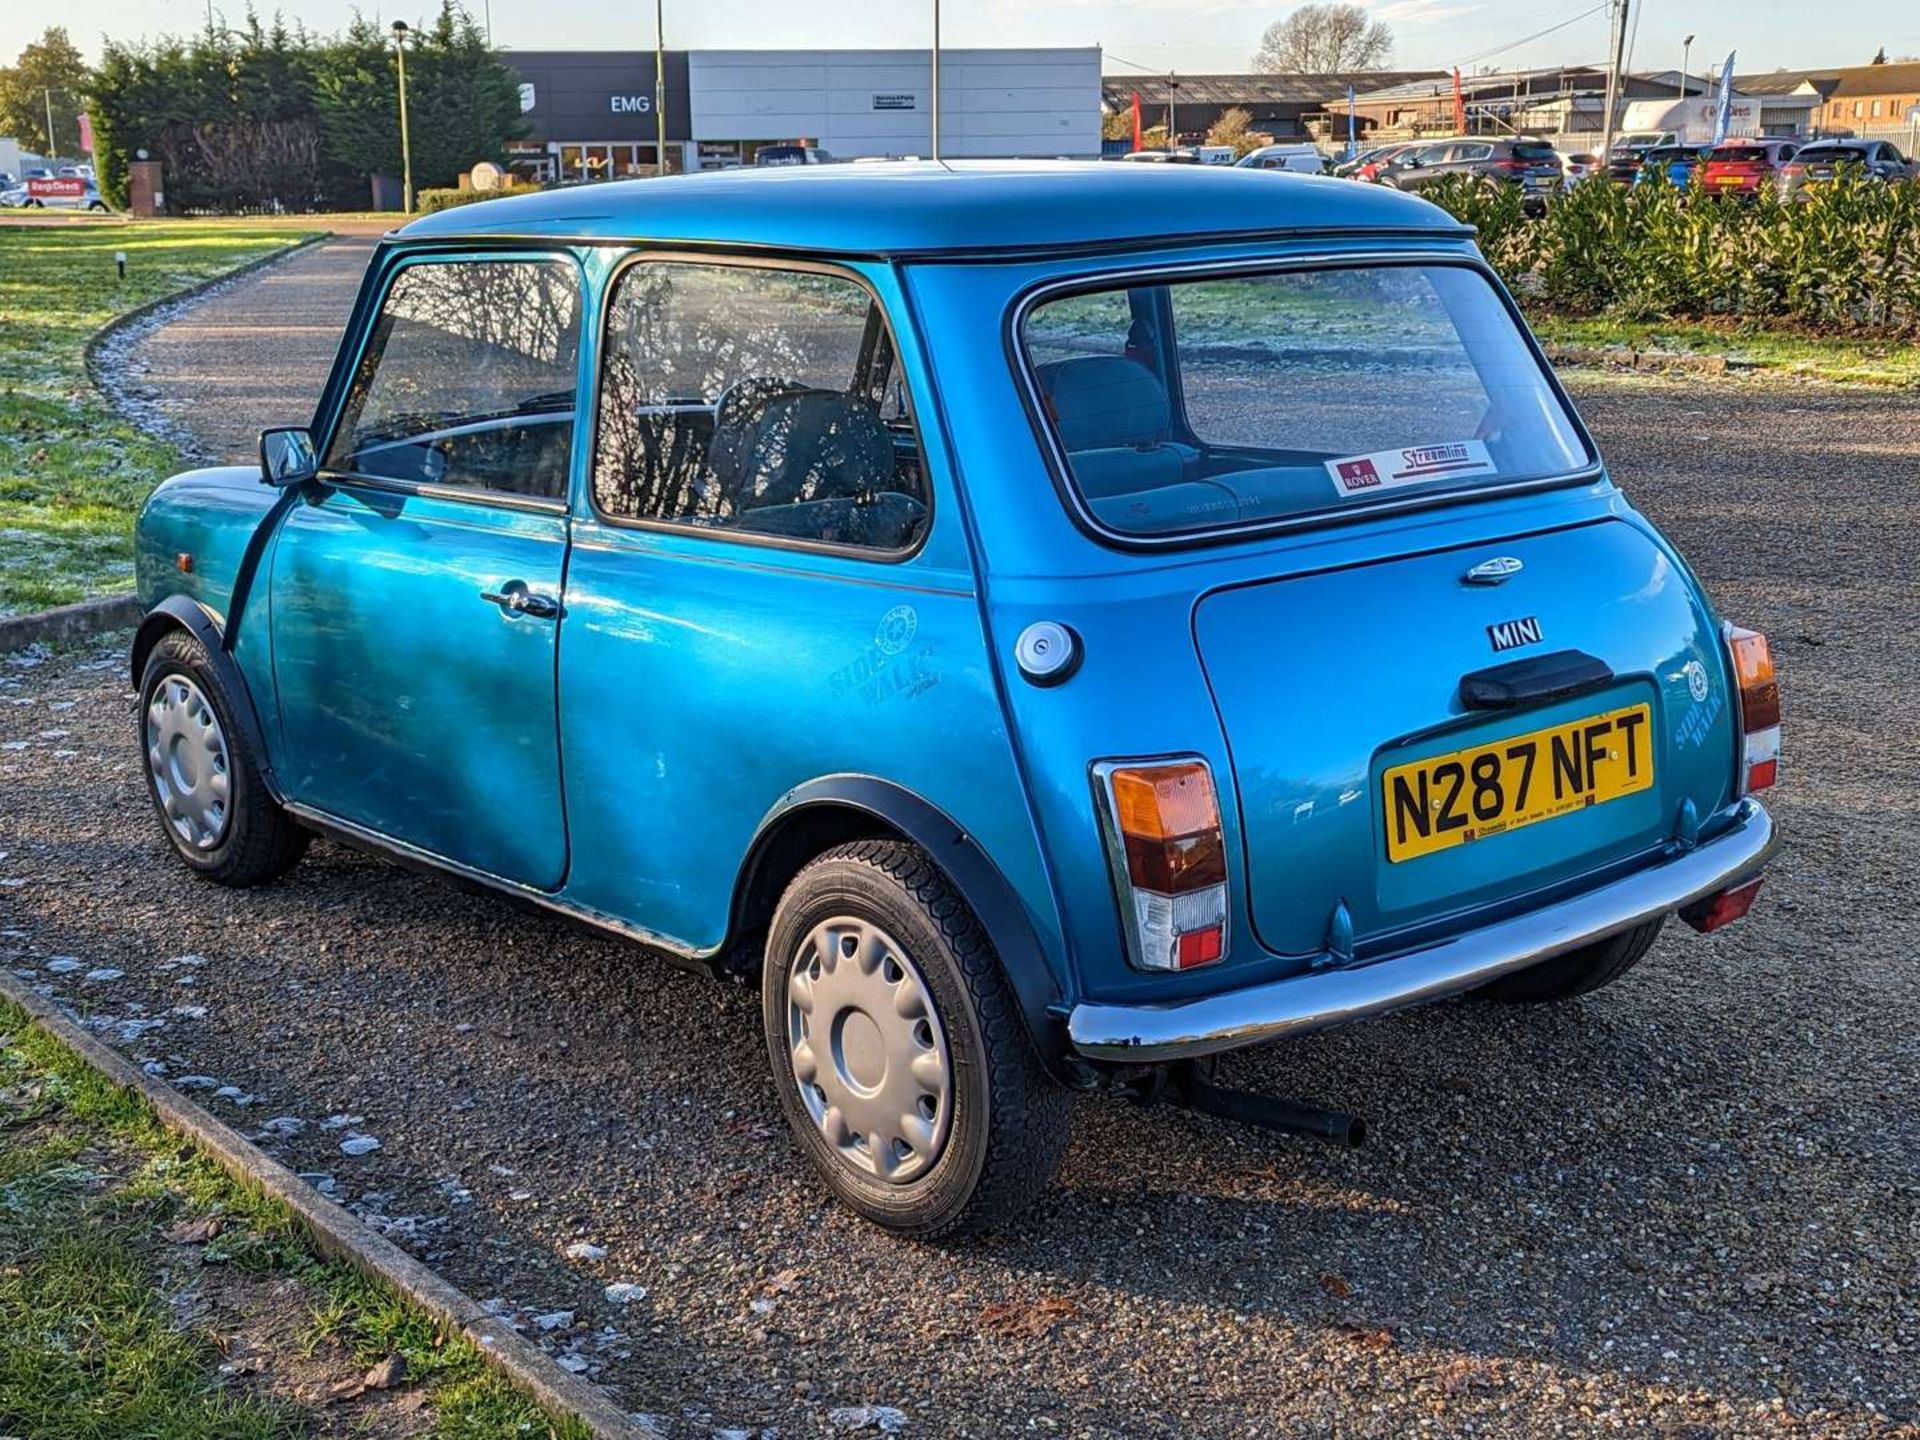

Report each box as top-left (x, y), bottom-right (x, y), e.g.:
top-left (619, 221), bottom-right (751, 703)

top-left (132, 163), bottom-right (1780, 1236)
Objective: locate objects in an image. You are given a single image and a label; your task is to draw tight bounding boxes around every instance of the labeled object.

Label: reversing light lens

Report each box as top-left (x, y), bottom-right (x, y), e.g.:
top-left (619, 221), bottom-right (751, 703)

top-left (1099, 760), bottom-right (1229, 973)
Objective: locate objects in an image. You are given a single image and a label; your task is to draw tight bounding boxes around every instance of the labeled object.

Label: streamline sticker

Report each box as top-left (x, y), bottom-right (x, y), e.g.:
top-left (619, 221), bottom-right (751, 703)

top-left (1326, 439), bottom-right (1497, 496)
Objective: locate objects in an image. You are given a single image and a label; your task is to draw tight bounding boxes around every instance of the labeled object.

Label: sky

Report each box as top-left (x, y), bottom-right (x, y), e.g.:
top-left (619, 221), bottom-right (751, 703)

top-left (6, 0), bottom-right (1912, 78)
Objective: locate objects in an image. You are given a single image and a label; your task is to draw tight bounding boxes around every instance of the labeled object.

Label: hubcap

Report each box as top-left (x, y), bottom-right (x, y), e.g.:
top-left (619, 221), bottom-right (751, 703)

top-left (785, 917), bottom-right (952, 1185)
top-left (144, 674), bottom-right (231, 851)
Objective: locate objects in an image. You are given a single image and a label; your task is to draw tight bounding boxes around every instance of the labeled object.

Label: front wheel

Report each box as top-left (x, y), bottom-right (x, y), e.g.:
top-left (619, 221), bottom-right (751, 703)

top-left (1476, 918), bottom-right (1664, 1003)
top-left (137, 629), bottom-right (308, 886)
top-left (762, 840), bottom-right (1070, 1238)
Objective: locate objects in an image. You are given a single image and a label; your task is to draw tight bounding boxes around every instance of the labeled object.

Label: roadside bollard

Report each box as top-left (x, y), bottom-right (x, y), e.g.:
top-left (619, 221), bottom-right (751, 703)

top-left (115, 251), bottom-right (127, 281)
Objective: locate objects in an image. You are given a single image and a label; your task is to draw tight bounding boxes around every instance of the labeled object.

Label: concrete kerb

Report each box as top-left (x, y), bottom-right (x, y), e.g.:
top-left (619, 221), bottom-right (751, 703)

top-left (0, 971), bottom-right (653, 1440)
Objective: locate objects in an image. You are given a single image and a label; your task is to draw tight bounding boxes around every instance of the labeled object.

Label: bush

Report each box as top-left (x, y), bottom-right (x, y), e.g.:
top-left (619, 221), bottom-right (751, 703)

top-left (1420, 167), bottom-right (1920, 334)
top-left (416, 187), bottom-right (500, 213)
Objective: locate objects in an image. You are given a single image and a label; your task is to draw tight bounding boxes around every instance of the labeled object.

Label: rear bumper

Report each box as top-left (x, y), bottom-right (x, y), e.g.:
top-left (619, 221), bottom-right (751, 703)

top-left (1067, 798), bottom-right (1777, 1063)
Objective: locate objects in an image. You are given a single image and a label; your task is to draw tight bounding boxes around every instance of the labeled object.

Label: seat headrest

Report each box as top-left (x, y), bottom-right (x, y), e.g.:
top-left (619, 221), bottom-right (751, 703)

top-left (1035, 356), bottom-right (1170, 451)
top-left (708, 385), bottom-right (895, 511)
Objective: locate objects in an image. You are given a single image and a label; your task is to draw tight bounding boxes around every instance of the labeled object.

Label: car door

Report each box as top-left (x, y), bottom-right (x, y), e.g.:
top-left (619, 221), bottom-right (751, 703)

top-left (268, 252), bottom-right (584, 889)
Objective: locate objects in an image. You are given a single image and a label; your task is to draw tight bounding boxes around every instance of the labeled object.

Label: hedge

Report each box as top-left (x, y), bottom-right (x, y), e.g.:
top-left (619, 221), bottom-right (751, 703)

top-left (1421, 169), bottom-right (1920, 334)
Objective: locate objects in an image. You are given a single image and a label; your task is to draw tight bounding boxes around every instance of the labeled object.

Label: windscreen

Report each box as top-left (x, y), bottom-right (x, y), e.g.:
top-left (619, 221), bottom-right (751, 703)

top-left (1019, 264), bottom-right (1590, 539)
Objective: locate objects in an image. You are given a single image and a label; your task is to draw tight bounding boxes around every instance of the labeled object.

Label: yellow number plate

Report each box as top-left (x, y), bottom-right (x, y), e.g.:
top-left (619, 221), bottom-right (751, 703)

top-left (1381, 703), bottom-right (1654, 863)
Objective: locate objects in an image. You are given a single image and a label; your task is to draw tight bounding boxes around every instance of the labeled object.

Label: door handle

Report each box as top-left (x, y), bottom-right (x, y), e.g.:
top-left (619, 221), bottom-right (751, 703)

top-left (481, 584), bottom-right (560, 619)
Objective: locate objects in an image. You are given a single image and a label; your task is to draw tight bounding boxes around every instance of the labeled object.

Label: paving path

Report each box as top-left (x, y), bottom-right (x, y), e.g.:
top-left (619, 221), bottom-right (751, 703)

top-left (122, 233), bottom-right (378, 463)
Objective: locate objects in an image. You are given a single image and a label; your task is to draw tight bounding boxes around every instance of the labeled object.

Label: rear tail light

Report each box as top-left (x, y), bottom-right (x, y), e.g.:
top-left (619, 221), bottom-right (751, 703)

top-left (1726, 625), bottom-right (1779, 793)
top-left (1095, 759), bottom-right (1228, 972)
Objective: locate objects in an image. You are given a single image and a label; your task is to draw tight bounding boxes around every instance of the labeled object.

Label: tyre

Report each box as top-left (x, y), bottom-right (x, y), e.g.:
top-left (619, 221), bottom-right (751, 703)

top-left (1476, 918), bottom-right (1664, 1003)
top-left (137, 629), bottom-right (308, 886)
top-left (762, 840), bottom-right (1070, 1238)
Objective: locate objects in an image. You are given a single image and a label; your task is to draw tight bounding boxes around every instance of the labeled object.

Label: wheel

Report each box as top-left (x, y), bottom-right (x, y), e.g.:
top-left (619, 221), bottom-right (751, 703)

top-left (762, 840), bottom-right (1070, 1238)
top-left (138, 629), bottom-right (308, 885)
top-left (1476, 919), bottom-right (1664, 1003)
top-left (88, 201), bottom-right (107, 212)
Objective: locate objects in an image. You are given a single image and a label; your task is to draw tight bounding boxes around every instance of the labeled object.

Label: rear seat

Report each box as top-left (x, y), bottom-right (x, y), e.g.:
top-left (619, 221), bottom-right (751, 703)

top-left (1034, 356), bottom-right (1190, 499)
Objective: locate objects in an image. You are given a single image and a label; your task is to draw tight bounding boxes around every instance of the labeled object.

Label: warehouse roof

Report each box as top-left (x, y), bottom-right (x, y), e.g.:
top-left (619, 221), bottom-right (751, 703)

top-left (396, 160), bottom-right (1465, 257)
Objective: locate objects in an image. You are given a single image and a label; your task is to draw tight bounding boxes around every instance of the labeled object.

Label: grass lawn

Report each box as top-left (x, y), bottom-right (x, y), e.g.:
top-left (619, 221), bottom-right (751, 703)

top-left (0, 996), bottom-right (590, 1439)
top-left (0, 220), bottom-right (324, 617)
top-left (1530, 314), bottom-right (1920, 388)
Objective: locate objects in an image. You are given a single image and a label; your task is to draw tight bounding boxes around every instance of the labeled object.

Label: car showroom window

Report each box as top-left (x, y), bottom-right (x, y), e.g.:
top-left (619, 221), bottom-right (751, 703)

top-left (592, 261), bottom-right (928, 552)
top-left (326, 258), bottom-right (581, 502)
top-left (1020, 263), bottom-right (1589, 539)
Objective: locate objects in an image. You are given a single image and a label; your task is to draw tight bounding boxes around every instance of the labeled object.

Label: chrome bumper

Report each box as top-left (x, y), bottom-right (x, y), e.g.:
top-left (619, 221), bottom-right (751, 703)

top-left (1068, 799), bottom-right (1777, 1064)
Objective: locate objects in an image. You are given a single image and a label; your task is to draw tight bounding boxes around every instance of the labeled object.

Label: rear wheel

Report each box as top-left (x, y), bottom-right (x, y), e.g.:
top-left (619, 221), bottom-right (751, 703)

top-left (138, 629), bottom-right (308, 886)
top-left (1477, 918), bottom-right (1664, 1003)
top-left (762, 840), bottom-right (1069, 1238)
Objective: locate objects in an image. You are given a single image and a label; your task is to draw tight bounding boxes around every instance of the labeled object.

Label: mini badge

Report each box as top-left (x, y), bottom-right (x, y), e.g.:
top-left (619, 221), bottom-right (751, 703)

top-left (1487, 616), bottom-right (1543, 652)
top-left (1326, 439), bottom-right (1497, 496)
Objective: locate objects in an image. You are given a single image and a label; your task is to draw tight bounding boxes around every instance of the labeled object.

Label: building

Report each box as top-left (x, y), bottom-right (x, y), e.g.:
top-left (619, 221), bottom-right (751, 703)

top-left (692, 50), bottom-right (1101, 163)
top-left (1098, 71), bottom-right (1443, 144)
top-left (1737, 62), bottom-right (1920, 142)
top-left (502, 47), bottom-right (1101, 180)
top-left (1346, 67), bottom-right (1721, 143)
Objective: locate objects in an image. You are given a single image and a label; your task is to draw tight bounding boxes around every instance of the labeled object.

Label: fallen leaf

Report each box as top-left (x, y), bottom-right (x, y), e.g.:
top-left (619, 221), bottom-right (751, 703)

top-left (1332, 1319), bottom-right (1398, 1352)
top-left (1318, 1273), bottom-right (1352, 1299)
top-left (980, 1294), bottom-right (1080, 1339)
top-left (759, 1267), bottom-right (803, 1296)
top-left (362, 1353), bottom-right (406, 1390)
top-left (1439, 1357), bottom-right (1500, 1395)
top-left (162, 1216), bottom-right (222, 1245)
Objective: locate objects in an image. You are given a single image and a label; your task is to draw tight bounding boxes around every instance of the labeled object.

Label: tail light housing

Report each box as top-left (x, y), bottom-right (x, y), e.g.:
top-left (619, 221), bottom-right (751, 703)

top-left (1094, 759), bottom-right (1228, 972)
top-left (1725, 624), bottom-right (1779, 793)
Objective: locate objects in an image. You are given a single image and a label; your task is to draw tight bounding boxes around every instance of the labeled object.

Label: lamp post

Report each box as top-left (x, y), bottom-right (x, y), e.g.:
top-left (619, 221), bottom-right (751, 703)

top-left (930, 0), bottom-right (942, 161)
top-left (654, 0), bottom-right (667, 175)
top-left (1680, 34), bottom-right (1694, 99)
top-left (391, 20), bottom-right (415, 213)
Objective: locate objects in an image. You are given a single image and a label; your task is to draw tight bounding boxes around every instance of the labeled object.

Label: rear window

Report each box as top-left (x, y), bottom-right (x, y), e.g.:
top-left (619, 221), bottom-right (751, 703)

top-left (1513, 141), bottom-right (1559, 160)
top-left (1800, 145), bottom-right (1869, 163)
top-left (1018, 263), bottom-right (1590, 540)
top-left (1709, 145), bottom-right (1764, 161)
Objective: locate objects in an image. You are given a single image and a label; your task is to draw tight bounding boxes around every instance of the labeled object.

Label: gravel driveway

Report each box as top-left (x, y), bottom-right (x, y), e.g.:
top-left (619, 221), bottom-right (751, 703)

top-left (4, 366), bottom-right (1917, 1436)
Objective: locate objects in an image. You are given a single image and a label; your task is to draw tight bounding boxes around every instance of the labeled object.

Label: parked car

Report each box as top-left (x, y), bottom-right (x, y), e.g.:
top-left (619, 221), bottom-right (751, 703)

top-left (1557, 151), bottom-right (1602, 188)
top-left (754, 144), bottom-right (835, 166)
top-left (1329, 144), bottom-right (1397, 178)
top-left (130, 162), bottom-right (1780, 1236)
top-left (1351, 142), bottom-right (1419, 181)
top-left (0, 176), bottom-right (108, 210)
top-left (1236, 142), bottom-right (1327, 174)
top-left (1379, 137), bottom-right (1563, 209)
top-left (1117, 147), bottom-right (1201, 164)
top-left (1777, 139), bottom-right (1916, 195)
top-left (1699, 139), bottom-right (1800, 197)
top-left (1631, 144), bottom-right (1711, 189)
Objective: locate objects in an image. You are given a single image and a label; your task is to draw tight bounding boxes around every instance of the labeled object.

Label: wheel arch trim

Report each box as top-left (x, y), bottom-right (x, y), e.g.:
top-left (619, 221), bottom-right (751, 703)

top-left (735, 775), bottom-right (1067, 1070)
top-left (130, 596), bottom-right (284, 804)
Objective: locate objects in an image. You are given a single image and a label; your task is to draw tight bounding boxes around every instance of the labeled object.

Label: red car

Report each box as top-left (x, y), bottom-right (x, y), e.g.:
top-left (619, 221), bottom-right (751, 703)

top-left (1699, 139), bottom-right (1799, 196)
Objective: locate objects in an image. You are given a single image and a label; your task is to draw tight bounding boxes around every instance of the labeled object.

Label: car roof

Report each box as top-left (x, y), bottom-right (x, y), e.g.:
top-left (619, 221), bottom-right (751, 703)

top-left (395, 159), bottom-right (1464, 258)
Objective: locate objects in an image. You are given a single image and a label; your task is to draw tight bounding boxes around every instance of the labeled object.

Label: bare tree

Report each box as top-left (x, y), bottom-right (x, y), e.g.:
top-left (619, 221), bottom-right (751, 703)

top-left (1253, 3), bottom-right (1394, 73)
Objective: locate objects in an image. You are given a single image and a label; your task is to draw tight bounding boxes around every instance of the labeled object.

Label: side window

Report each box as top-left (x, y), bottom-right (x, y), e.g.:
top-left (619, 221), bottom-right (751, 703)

top-left (327, 258), bottom-right (581, 502)
top-left (1458, 144), bottom-right (1494, 162)
top-left (592, 262), bottom-right (928, 553)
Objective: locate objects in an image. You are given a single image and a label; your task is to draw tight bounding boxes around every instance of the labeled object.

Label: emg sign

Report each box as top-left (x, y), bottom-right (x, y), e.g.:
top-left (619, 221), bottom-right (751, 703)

top-left (611, 95), bottom-right (653, 114)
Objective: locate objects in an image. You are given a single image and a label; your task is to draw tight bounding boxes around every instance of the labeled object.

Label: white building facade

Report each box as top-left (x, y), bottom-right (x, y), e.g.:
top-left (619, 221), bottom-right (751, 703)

top-left (686, 49), bottom-right (1102, 163)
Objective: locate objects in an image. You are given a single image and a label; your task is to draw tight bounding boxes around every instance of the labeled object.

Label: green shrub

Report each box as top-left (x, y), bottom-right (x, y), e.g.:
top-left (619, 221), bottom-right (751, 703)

top-left (416, 186), bottom-right (501, 213)
top-left (1423, 165), bottom-right (1920, 334)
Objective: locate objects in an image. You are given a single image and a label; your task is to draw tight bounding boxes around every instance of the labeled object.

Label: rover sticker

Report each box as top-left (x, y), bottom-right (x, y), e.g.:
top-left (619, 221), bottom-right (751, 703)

top-left (1327, 439), bottom-right (1497, 495)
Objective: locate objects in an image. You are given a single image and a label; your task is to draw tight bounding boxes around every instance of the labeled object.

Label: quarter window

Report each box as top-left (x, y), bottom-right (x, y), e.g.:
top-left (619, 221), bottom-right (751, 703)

top-left (592, 262), bottom-right (928, 552)
top-left (327, 258), bottom-right (581, 502)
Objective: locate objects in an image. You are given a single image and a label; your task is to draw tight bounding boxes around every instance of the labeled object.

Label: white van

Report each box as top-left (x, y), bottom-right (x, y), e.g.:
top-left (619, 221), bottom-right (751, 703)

top-left (1235, 143), bottom-right (1328, 174)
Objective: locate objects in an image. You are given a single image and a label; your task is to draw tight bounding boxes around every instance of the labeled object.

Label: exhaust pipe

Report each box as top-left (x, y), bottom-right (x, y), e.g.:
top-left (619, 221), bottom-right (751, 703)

top-left (1168, 1062), bottom-right (1367, 1148)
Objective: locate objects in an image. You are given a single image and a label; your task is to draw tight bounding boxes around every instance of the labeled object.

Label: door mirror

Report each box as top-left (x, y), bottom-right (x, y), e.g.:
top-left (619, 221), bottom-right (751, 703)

top-left (260, 427), bottom-right (318, 486)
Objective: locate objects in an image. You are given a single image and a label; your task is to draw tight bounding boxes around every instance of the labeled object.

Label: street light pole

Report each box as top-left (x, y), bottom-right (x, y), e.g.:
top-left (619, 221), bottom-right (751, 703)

top-left (391, 21), bottom-right (415, 213)
top-left (44, 88), bottom-right (57, 161)
top-left (654, 0), bottom-right (667, 175)
top-left (1680, 34), bottom-right (1694, 99)
top-left (930, 0), bottom-right (941, 161)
